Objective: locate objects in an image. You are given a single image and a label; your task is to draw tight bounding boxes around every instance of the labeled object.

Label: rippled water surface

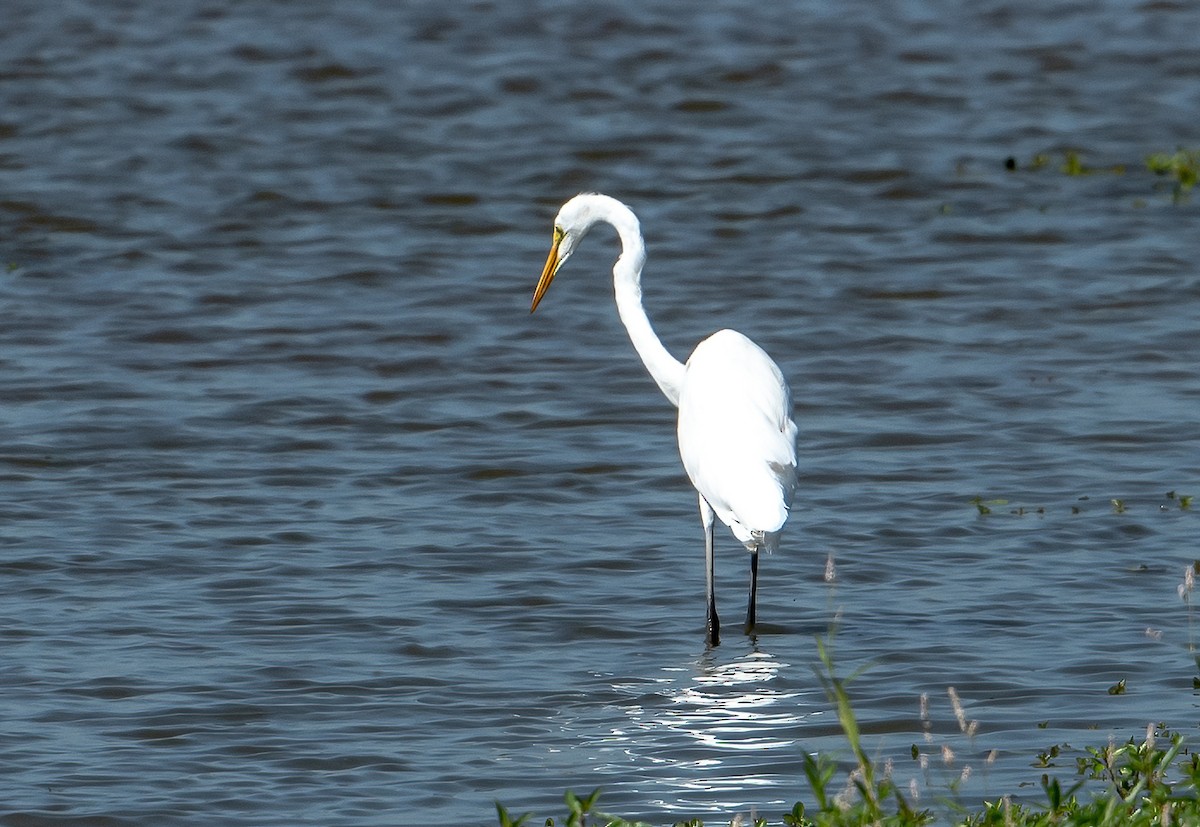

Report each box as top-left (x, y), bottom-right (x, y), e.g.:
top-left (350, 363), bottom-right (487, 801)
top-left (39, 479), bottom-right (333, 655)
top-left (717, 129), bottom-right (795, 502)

top-left (3, 1), bottom-right (1200, 824)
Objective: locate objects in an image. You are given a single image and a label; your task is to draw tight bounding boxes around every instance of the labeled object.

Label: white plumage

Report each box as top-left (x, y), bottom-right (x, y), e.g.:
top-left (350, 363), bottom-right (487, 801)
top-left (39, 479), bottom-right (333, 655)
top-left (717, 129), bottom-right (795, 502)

top-left (679, 329), bottom-right (798, 548)
top-left (531, 193), bottom-right (798, 646)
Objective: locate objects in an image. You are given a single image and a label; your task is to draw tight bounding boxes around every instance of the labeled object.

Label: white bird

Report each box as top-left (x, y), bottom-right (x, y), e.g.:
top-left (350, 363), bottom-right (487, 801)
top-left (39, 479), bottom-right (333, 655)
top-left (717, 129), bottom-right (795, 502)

top-left (530, 193), bottom-right (798, 646)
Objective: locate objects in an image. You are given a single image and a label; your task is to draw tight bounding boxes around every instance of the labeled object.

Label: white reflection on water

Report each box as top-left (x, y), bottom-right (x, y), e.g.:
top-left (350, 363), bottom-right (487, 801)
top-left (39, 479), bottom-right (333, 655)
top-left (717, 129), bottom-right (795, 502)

top-left (595, 648), bottom-right (819, 814)
top-left (659, 650), bottom-right (803, 752)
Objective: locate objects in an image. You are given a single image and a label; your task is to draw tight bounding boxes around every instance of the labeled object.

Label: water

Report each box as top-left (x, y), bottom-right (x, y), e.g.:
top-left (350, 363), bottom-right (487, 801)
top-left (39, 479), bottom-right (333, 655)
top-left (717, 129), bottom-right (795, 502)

top-left (2, 1), bottom-right (1200, 824)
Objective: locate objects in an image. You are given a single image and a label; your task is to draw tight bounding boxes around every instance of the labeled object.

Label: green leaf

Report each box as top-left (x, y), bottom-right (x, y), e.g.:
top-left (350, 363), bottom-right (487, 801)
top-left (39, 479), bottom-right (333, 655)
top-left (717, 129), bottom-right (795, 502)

top-left (495, 801), bottom-right (532, 827)
top-left (580, 788), bottom-right (601, 811)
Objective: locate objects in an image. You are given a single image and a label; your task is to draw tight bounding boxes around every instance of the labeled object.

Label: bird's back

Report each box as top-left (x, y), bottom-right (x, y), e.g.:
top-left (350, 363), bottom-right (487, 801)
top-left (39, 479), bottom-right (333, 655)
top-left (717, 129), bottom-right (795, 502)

top-left (676, 329), bottom-right (798, 547)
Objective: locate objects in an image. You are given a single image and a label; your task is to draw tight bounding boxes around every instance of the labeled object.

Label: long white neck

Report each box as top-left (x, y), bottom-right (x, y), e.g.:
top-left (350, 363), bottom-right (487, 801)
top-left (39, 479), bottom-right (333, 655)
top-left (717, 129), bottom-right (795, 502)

top-left (601, 201), bottom-right (685, 407)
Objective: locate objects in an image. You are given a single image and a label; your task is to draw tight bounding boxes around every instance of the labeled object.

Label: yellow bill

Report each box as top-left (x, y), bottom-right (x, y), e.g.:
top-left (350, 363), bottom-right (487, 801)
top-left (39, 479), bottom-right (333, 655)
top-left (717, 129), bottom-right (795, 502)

top-left (530, 228), bottom-right (563, 313)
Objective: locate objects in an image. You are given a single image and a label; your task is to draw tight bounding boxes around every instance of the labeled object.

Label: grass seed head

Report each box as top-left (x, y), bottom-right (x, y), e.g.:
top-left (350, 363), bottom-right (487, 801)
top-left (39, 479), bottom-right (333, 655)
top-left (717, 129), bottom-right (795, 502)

top-left (948, 686), bottom-right (968, 733)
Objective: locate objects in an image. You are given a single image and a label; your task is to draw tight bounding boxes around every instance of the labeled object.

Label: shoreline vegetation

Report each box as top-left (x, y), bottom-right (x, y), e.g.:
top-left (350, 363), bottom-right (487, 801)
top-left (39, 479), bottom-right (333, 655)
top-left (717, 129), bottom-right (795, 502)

top-left (497, 717), bottom-right (1200, 827)
top-left (495, 563), bottom-right (1200, 827)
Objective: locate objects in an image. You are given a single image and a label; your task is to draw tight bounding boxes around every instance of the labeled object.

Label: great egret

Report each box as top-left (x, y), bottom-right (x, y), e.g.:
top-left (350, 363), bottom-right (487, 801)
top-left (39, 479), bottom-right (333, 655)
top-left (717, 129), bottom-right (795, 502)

top-left (530, 193), bottom-right (799, 646)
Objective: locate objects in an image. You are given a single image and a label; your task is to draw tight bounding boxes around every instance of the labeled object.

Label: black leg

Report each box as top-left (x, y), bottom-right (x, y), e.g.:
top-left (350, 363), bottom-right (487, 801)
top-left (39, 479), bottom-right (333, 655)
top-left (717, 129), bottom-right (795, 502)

top-left (745, 548), bottom-right (759, 634)
top-left (700, 495), bottom-right (720, 646)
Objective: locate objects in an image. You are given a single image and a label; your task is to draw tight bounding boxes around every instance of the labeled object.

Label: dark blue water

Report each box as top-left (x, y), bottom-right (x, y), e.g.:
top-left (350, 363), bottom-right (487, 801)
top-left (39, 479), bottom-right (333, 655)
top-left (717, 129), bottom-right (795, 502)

top-left (2, 1), bottom-right (1200, 824)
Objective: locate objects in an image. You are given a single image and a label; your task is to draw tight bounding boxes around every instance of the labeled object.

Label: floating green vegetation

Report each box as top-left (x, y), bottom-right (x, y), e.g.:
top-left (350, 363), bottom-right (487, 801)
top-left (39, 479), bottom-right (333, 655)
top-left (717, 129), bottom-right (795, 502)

top-left (1005, 147), bottom-right (1199, 203)
top-left (969, 496), bottom-right (1008, 516)
top-left (1008, 150), bottom-right (1125, 178)
top-left (1166, 490), bottom-right (1193, 510)
top-left (969, 491), bottom-right (1194, 517)
top-left (1146, 149), bottom-right (1199, 202)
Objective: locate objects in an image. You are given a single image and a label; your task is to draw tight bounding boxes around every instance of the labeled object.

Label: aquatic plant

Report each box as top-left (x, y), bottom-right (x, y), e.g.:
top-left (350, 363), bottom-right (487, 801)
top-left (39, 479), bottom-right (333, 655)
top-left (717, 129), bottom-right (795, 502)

top-left (968, 496), bottom-right (1009, 516)
top-left (1146, 149), bottom-right (1198, 202)
top-left (1061, 151), bottom-right (1085, 177)
top-left (803, 633), bottom-right (936, 826)
top-left (497, 787), bottom-right (659, 827)
top-left (967, 490), bottom-right (1196, 517)
top-left (1006, 150), bottom-right (1124, 178)
top-left (961, 724), bottom-right (1200, 827)
top-left (1005, 147), bottom-right (1200, 203)
top-left (495, 801), bottom-right (532, 827)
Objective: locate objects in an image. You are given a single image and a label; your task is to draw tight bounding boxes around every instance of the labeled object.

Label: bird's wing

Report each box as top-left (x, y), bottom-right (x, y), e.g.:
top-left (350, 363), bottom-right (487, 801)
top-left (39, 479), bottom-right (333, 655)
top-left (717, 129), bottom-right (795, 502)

top-left (677, 329), bottom-right (798, 540)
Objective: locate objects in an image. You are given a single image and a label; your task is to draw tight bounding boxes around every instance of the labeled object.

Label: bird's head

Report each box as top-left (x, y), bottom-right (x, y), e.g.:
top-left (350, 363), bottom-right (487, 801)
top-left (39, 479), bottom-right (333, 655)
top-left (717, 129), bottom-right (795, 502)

top-left (530, 194), bottom-right (607, 313)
